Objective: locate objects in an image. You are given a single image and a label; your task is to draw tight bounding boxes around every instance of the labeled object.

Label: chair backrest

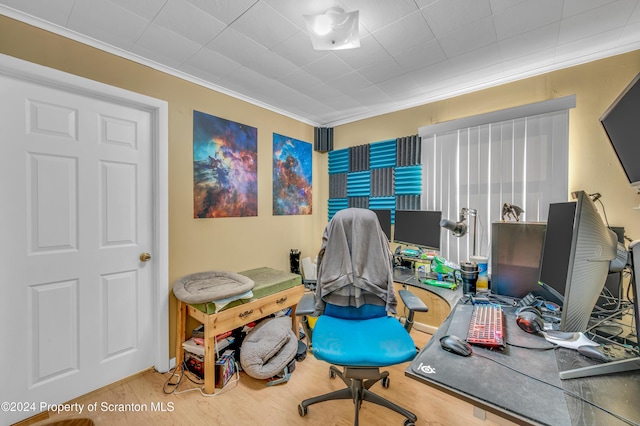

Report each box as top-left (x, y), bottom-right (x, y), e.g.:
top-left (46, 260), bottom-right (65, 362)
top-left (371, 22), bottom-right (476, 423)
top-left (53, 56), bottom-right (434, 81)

top-left (324, 303), bottom-right (387, 320)
top-left (314, 208), bottom-right (399, 316)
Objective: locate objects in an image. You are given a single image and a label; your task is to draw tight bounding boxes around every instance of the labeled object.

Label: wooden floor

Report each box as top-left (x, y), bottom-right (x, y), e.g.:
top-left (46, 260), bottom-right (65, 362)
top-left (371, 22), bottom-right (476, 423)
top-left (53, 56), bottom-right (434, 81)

top-left (29, 329), bottom-right (517, 426)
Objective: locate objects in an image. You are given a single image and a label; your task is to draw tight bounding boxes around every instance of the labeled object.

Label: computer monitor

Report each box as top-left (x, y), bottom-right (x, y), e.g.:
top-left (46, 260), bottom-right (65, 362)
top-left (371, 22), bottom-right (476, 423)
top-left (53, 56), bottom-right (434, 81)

top-left (538, 190), bottom-right (618, 333)
top-left (370, 209), bottom-right (392, 241)
top-left (600, 72), bottom-right (640, 189)
top-left (491, 222), bottom-right (546, 298)
top-left (560, 240), bottom-right (640, 379)
top-left (393, 210), bottom-right (442, 250)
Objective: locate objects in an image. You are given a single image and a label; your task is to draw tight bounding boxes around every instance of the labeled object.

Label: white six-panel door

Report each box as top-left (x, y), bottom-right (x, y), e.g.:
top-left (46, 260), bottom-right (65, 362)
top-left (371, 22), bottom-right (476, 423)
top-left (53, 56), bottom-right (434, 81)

top-left (0, 61), bottom-right (164, 425)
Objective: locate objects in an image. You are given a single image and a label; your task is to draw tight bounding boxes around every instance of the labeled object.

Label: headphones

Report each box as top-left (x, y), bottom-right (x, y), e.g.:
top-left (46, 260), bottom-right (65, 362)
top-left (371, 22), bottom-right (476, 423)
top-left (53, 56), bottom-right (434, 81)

top-left (515, 305), bottom-right (545, 334)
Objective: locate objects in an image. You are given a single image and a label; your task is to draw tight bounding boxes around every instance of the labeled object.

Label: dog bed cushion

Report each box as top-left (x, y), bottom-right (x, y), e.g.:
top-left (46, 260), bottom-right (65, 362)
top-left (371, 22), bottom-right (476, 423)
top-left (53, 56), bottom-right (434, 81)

top-left (240, 316), bottom-right (298, 380)
top-left (173, 271), bottom-right (255, 304)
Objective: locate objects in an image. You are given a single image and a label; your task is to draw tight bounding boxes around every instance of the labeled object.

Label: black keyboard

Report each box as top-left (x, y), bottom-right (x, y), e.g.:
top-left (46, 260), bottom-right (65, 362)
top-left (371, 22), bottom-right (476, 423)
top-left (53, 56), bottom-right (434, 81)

top-left (466, 303), bottom-right (505, 349)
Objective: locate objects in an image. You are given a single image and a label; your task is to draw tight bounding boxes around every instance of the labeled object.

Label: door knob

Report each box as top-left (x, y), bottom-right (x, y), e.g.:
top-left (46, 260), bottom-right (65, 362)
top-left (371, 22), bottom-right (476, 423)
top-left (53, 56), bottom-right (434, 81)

top-left (139, 252), bottom-right (152, 262)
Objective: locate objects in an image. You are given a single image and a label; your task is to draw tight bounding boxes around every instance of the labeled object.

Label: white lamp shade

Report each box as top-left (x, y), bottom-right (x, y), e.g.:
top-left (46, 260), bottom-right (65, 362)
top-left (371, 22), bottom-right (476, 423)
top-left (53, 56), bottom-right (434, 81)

top-left (304, 9), bottom-right (360, 50)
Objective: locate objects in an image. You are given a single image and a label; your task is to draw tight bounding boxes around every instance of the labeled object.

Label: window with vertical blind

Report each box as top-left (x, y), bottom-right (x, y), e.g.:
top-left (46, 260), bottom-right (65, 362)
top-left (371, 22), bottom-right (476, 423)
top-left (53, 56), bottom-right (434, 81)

top-left (419, 96), bottom-right (575, 266)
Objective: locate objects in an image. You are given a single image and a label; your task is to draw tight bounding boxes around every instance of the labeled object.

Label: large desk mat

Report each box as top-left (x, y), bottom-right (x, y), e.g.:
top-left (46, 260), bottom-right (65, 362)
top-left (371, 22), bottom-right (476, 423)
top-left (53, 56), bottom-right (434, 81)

top-left (408, 303), bottom-right (571, 426)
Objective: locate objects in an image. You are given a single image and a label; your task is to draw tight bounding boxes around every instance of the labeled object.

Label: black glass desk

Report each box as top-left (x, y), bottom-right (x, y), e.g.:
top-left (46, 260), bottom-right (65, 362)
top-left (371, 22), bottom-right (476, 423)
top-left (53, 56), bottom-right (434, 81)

top-left (406, 301), bottom-right (640, 426)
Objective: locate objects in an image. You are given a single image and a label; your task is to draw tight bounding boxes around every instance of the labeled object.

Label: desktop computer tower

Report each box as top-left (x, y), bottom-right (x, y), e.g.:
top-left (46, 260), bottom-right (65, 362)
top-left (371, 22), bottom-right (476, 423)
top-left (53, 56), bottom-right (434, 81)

top-left (491, 222), bottom-right (546, 299)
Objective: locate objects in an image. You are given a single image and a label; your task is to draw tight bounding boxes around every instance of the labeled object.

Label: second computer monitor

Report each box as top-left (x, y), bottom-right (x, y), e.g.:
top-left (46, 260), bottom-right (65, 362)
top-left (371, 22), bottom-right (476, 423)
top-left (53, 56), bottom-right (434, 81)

top-left (370, 209), bottom-right (392, 241)
top-left (393, 210), bottom-right (442, 251)
top-left (538, 190), bottom-right (618, 332)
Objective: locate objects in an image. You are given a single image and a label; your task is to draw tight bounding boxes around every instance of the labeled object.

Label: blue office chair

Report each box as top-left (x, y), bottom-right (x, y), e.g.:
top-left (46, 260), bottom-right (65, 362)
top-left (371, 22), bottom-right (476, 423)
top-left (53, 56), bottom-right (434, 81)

top-left (296, 208), bottom-right (427, 426)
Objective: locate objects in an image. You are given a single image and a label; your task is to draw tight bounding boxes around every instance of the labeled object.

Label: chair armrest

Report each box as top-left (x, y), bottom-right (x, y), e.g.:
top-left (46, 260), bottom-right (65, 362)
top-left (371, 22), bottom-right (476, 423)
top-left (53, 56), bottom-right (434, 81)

top-left (398, 289), bottom-right (428, 313)
top-left (295, 293), bottom-right (316, 316)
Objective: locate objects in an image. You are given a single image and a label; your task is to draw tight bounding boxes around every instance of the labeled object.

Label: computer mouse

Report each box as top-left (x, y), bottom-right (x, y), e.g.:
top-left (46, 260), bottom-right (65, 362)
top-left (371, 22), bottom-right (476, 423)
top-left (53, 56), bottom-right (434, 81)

top-left (439, 335), bottom-right (472, 356)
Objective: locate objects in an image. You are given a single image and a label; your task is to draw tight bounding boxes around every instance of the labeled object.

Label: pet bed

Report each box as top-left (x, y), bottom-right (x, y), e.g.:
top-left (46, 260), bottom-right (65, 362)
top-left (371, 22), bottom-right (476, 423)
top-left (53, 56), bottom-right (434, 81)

top-left (240, 316), bottom-right (298, 380)
top-left (173, 270), bottom-right (255, 306)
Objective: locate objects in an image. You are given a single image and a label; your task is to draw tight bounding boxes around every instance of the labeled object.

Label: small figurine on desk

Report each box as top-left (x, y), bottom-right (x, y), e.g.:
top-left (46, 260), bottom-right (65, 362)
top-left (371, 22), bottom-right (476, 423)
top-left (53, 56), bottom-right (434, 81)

top-left (501, 203), bottom-right (524, 221)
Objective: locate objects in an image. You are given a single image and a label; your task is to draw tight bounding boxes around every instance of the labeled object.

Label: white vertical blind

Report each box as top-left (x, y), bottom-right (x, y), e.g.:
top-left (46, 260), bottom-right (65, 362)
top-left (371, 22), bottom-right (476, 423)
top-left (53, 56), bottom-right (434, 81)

top-left (420, 97), bottom-right (574, 266)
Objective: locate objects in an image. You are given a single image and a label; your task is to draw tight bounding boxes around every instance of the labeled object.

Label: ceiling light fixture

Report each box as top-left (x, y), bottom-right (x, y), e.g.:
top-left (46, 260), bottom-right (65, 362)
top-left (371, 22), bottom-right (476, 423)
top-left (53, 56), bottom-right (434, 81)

top-left (303, 7), bottom-right (360, 51)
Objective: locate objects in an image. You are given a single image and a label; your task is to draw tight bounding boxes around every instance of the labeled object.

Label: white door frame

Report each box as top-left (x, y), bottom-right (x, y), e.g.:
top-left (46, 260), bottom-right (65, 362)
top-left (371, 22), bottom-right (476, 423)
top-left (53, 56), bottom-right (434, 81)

top-left (0, 53), bottom-right (170, 373)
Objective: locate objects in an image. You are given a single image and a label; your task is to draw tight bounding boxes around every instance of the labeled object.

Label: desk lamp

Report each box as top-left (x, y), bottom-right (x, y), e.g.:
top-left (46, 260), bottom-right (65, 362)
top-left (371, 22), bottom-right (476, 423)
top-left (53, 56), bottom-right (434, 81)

top-left (440, 207), bottom-right (478, 256)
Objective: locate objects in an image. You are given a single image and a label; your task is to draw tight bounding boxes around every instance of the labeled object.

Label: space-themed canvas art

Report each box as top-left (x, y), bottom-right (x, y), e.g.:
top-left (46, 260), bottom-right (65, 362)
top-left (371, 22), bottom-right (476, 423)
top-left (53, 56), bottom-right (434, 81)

top-left (272, 133), bottom-right (312, 215)
top-left (193, 111), bottom-right (258, 218)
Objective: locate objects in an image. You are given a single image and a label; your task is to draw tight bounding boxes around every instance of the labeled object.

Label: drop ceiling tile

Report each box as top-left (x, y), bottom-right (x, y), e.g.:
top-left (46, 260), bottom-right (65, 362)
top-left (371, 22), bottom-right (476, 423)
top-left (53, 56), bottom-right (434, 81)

top-left (619, 18), bottom-right (640, 47)
top-left (322, 93), bottom-right (362, 111)
top-left (558, 0), bottom-right (637, 45)
top-left (218, 66), bottom-right (280, 98)
top-left (0, 0), bottom-right (75, 26)
top-left (153, 0), bottom-right (226, 45)
top-left (108, 0), bottom-right (167, 21)
top-left (303, 83), bottom-right (345, 103)
top-left (133, 23), bottom-right (202, 68)
top-left (630, 1), bottom-right (640, 22)
top-left (286, 99), bottom-right (335, 121)
top-left (562, 0), bottom-right (620, 18)
top-left (206, 26), bottom-right (296, 79)
top-left (377, 74), bottom-right (428, 103)
top-left (372, 11), bottom-right (435, 56)
top-left (437, 15), bottom-right (497, 58)
top-left (356, 57), bottom-right (405, 84)
top-left (555, 27), bottom-right (625, 63)
top-left (335, 33), bottom-right (390, 70)
top-left (421, 0), bottom-right (492, 37)
top-left (342, 0), bottom-right (419, 32)
top-left (67, 0), bottom-right (149, 50)
top-left (180, 46), bottom-right (242, 80)
top-left (303, 54), bottom-right (354, 81)
top-left (393, 39), bottom-right (447, 72)
top-left (271, 30), bottom-right (328, 68)
top-left (488, 0), bottom-right (528, 12)
top-left (498, 22), bottom-right (560, 61)
top-left (414, 0), bottom-right (439, 8)
top-left (349, 85), bottom-right (396, 108)
top-left (263, 0), bottom-right (339, 31)
top-left (187, 0), bottom-right (259, 25)
top-left (446, 42), bottom-right (502, 75)
top-left (276, 68), bottom-right (324, 92)
top-left (328, 71), bottom-right (372, 92)
top-left (493, 0), bottom-right (562, 40)
top-left (230, 1), bottom-right (299, 49)
top-left (500, 48), bottom-right (556, 77)
top-left (243, 49), bottom-right (298, 80)
top-left (179, 63), bottom-right (225, 85)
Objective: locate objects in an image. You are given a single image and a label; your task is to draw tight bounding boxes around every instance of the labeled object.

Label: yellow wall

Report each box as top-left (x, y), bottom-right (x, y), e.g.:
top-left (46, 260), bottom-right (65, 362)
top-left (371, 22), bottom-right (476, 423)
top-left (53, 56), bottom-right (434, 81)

top-left (2, 15), bottom-right (640, 359)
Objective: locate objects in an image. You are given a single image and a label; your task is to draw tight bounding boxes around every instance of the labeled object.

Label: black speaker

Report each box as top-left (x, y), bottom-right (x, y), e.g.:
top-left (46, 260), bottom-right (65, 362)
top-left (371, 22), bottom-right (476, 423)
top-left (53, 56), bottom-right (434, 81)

top-left (314, 127), bottom-right (333, 152)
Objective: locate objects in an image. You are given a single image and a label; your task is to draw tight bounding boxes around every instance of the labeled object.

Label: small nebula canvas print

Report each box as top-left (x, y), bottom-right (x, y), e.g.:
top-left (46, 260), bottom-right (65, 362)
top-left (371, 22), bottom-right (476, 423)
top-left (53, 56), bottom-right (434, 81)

top-left (193, 110), bottom-right (258, 218)
top-left (272, 133), bottom-right (312, 215)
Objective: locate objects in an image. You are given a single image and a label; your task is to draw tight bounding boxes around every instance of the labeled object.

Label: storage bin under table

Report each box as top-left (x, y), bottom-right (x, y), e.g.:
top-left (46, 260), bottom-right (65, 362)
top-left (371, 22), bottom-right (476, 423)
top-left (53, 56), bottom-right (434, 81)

top-left (175, 267), bottom-right (304, 394)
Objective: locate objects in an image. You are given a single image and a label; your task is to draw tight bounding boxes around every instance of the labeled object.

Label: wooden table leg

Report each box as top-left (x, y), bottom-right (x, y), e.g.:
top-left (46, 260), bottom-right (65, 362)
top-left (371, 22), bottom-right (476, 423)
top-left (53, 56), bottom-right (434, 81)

top-left (175, 300), bottom-right (186, 369)
top-left (291, 303), bottom-right (300, 338)
top-left (203, 320), bottom-right (216, 394)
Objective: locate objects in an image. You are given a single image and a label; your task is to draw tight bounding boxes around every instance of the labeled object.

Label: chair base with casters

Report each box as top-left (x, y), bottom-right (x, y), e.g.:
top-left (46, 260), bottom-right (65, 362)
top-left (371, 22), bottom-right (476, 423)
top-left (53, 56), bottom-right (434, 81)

top-left (298, 365), bottom-right (417, 426)
top-left (296, 293), bottom-right (427, 426)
